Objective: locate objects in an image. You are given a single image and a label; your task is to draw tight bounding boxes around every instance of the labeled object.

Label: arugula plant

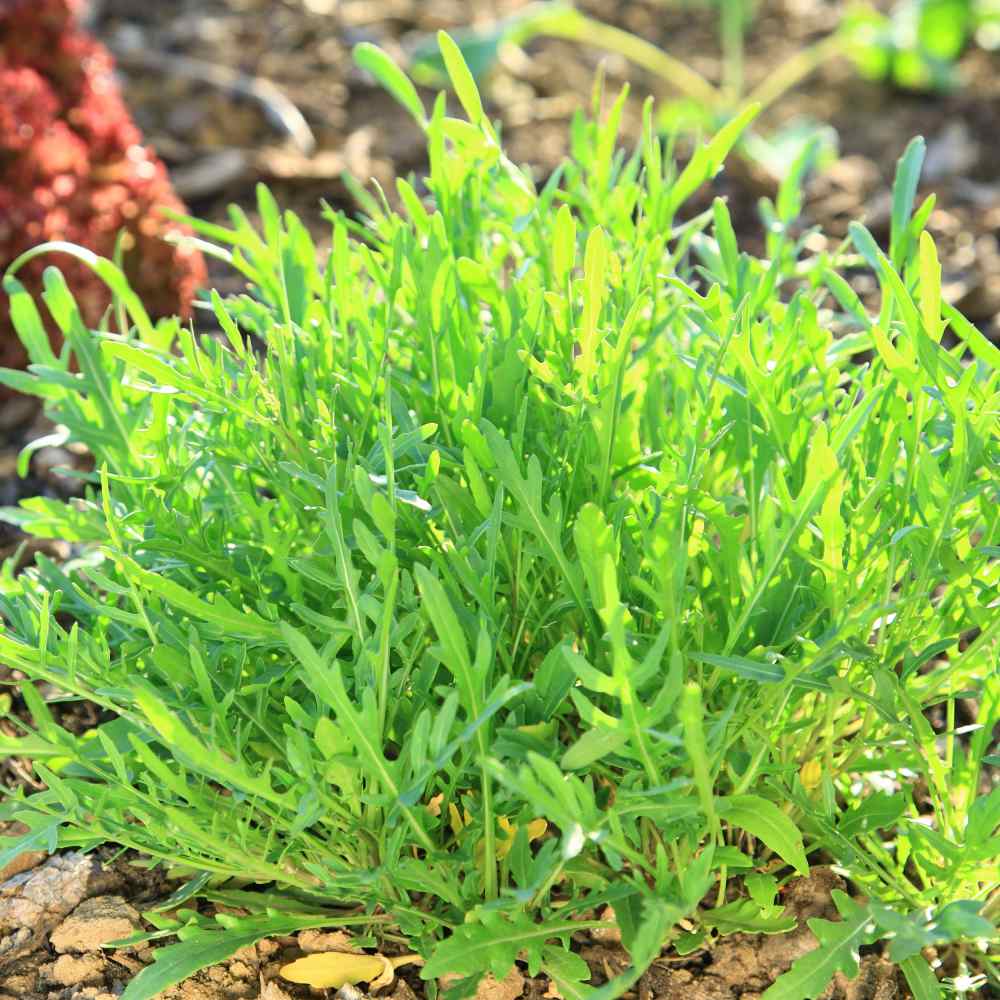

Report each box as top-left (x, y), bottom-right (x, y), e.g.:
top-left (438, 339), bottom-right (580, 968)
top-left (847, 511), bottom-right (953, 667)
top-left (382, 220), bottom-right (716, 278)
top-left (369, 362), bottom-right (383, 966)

top-left (0, 33), bottom-right (998, 1000)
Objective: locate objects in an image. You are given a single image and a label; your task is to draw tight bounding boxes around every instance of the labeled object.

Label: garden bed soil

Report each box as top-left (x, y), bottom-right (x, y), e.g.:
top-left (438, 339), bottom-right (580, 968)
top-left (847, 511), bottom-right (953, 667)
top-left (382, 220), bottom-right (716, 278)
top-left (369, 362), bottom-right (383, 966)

top-left (2, 0), bottom-right (998, 996)
top-left (0, 855), bottom-right (908, 1000)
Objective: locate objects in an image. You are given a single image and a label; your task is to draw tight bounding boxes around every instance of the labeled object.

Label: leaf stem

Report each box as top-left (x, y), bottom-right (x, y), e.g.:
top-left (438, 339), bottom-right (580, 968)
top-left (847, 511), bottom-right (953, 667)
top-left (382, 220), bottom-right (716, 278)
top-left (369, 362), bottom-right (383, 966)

top-left (535, 10), bottom-right (722, 110)
top-left (720, 0), bottom-right (744, 103)
top-left (740, 33), bottom-right (846, 116)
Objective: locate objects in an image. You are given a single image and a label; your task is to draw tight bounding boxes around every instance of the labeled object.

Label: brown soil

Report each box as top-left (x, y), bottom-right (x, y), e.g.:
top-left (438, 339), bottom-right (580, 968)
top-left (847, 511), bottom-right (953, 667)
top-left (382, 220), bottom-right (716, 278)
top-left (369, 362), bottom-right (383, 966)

top-left (0, 860), bottom-right (909, 1000)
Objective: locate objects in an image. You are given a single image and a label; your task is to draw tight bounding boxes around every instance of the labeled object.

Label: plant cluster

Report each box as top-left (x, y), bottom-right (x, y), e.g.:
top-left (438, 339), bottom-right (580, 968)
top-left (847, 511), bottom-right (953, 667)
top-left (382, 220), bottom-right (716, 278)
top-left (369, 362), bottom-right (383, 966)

top-left (0, 0), bottom-right (205, 374)
top-left (0, 35), bottom-right (998, 1000)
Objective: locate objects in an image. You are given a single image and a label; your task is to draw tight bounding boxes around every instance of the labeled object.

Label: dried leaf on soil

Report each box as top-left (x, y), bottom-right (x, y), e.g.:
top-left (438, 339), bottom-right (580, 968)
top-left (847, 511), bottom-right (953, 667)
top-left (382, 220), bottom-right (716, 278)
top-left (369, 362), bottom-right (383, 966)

top-left (281, 951), bottom-right (422, 990)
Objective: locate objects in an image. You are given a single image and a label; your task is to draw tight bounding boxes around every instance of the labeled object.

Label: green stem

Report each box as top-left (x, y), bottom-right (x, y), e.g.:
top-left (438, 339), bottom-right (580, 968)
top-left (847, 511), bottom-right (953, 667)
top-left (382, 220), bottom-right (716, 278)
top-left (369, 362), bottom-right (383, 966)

top-left (480, 762), bottom-right (498, 900)
top-left (525, 7), bottom-right (843, 125)
top-left (720, 0), bottom-right (744, 102)
top-left (679, 682), bottom-right (721, 842)
top-left (741, 33), bottom-right (846, 116)
top-left (535, 10), bottom-right (723, 109)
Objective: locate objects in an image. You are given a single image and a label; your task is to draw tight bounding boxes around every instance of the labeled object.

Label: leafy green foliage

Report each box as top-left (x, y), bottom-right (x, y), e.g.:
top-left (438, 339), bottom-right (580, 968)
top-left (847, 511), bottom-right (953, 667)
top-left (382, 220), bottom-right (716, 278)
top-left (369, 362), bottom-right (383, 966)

top-left (0, 33), bottom-right (998, 1000)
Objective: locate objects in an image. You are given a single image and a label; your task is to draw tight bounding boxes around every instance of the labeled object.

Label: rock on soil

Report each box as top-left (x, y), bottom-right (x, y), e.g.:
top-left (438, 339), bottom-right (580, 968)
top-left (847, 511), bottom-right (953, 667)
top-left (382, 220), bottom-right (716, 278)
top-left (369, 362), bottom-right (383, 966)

top-left (49, 895), bottom-right (140, 953)
top-left (39, 951), bottom-right (108, 987)
top-left (0, 853), bottom-right (105, 965)
top-left (260, 985), bottom-right (295, 1000)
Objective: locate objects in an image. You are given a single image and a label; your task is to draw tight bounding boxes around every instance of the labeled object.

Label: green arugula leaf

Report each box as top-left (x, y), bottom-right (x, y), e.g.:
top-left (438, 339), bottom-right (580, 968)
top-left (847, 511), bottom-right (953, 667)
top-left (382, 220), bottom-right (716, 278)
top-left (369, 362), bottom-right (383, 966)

top-left (762, 892), bottom-right (877, 1000)
top-left (717, 795), bottom-right (809, 876)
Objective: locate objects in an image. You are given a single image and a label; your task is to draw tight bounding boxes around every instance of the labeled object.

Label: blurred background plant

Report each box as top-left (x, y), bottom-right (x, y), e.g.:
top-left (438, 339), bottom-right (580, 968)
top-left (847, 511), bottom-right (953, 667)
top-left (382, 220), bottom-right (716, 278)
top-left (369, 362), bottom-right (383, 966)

top-left (843, 0), bottom-right (1000, 92)
top-left (5, 0), bottom-right (1000, 368)
top-left (0, 0), bottom-right (205, 376)
top-left (407, 0), bottom-right (844, 180)
top-left (405, 0), bottom-right (1000, 179)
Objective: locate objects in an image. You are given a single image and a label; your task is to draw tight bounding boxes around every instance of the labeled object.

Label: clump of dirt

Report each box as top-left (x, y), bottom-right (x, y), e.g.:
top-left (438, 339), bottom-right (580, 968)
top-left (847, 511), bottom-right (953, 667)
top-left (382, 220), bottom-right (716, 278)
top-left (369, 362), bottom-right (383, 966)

top-left (574, 872), bottom-right (907, 1000)
top-left (49, 895), bottom-right (141, 954)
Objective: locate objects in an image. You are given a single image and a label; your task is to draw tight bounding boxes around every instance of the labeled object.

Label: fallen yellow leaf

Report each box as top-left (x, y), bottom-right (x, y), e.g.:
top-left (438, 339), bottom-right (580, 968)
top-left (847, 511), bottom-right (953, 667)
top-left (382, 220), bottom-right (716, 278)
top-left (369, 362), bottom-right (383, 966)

top-left (280, 951), bottom-right (424, 990)
top-left (527, 818), bottom-right (547, 841)
top-left (281, 953), bottom-right (388, 989)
